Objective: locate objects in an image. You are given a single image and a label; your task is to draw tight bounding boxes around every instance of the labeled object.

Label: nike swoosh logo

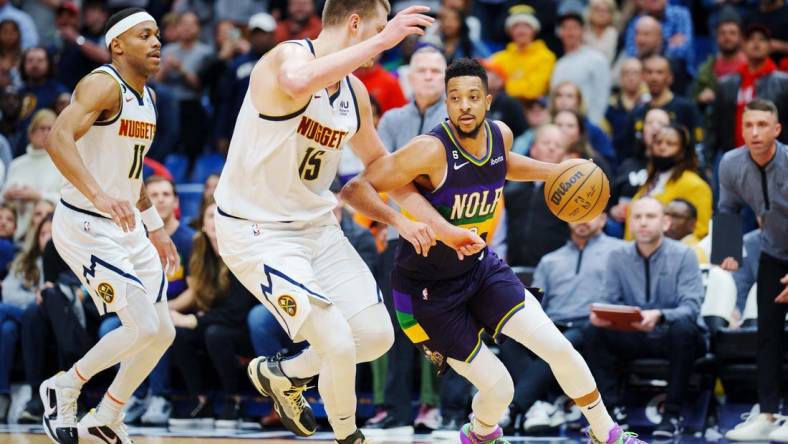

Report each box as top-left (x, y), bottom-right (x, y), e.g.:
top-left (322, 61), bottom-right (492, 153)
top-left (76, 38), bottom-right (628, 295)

top-left (587, 400), bottom-right (602, 410)
top-left (453, 161), bottom-right (470, 170)
top-left (89, 426), bottom-right (120, 444)
top-left (478, 250), bottom-right (485, 261)
top-left (125, 96), bottom-right (133, 102)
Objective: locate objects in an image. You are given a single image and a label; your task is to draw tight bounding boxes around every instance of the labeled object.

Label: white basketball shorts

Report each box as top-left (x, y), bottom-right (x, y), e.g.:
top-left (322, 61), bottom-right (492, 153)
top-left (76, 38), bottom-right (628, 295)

top-left (214, 208), bottom-right (381, 340)
top-left (52, 200), bottom-right (167, 315)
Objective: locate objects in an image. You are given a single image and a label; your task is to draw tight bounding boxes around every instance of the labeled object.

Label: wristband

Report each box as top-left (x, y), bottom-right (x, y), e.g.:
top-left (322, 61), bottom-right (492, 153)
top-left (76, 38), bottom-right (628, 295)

top-left (141, 206), bottom-right (164, 231)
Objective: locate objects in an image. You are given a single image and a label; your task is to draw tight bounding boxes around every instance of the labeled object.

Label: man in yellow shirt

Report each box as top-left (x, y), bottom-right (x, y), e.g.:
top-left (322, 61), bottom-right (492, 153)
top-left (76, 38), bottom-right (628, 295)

top-left (489, 5), bottom-right (556, 100)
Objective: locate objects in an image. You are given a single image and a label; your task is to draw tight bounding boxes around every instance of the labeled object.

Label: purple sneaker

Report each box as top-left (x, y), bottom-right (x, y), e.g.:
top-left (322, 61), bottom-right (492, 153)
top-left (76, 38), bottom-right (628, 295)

top-left (460, 422), bottom-right (510, 444)
top-left (587, 424), bottom-right (647, 444)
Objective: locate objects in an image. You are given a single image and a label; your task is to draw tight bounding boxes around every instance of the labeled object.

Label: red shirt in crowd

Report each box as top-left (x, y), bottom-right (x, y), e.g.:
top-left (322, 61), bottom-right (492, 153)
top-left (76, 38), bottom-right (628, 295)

top-left (714, 52), bottom-right (747, 77)
top-left (353, 63), bottom-right (407, 114)
top-left (275, 16), bottom-right (322, 43)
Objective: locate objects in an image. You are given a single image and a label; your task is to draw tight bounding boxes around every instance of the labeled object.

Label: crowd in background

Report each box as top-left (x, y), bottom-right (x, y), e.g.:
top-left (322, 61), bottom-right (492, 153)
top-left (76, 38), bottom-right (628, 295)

top-left (0, 0), bottom-right (786, 438)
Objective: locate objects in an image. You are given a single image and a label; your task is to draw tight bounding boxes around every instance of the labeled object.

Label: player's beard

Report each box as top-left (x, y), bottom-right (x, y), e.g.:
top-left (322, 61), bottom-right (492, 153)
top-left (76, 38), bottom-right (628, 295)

top-left (455, 118), bottom-right (484, 139)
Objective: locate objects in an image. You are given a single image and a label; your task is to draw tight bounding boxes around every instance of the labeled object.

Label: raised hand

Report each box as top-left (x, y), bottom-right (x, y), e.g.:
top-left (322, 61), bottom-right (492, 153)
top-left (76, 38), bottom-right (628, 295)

top-left (376, 6), bottom-right (435, 50)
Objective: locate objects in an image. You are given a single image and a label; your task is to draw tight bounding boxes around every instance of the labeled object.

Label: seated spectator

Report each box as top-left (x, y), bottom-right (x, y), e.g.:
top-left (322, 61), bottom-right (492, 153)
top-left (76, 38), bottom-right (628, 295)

top-left (512, 96), bottom-right (549, 155)
top-left (489, 7), bottom-right (556, 101)
top-left (168, 201), bottom-right (257, 429)
top-left (216, 13), bottom-right (276, 153)
top-left (482, 59), bottom-right (526, 138)
top-left (157, 11), bottom-right (214, 163)
top-left (0, 19), bottom-right (22, 88)
top-left (664, 198), bottom-right (708, 263)
top-left (554, 109), bottom-right (612, 178)
top-left (0, 0), bottom-right (38, 49)
top-left (748, 0), bottom-right (788, 62)
top-left (4, 214), bottom-right (52, 424)
top-left (0, 204), bottom-right (16, 279)
top-left (622, 0), bottom-right (694, 73)
top-left (548, 81), bottom-right (615, 166)
top-left (692, 12), bottom-right (746, 111)
top-left (22, 198), bottom-right (54, 245)
top-left (505, 124), bottom-right (569, 267)
top-left (587, 197), bottom-right (705, 440)
top-left (97, 176), bottom-right (195, 426)
top-left (274, 0), bottom-right (321, 44)
top-left (201, 20), bottom-right (249, 138)
top-left (423, 6), bottom-right (489, 63)
top-left (550, 11), bottom-right (611, 125)
top-left (354, 56), bottom-right (408, 114)
top-left (0, 213), bottom-right (51, 420)
top-left (627, 124), bottom-right (711, 241)
top-left (609, 108), bottom-right (669, 237)
top-left (52, 91), bottom-right (69, 115)
top-left (606, 58), bottom-right (648, 157)
top-left (2, 109), bottom-right (61, 241)
top-left (0, 85), bottom-right (25, 154)
top-left (19, 46), bottom-right (67, 145)
top-left (53, 0), bottom-right (110, 90)
top-left (623, 55), bottom-right (703, 161)
top-left (583, 0), bottom-right (619, 63)
top-left (501, 213), bottom-right (624, 434)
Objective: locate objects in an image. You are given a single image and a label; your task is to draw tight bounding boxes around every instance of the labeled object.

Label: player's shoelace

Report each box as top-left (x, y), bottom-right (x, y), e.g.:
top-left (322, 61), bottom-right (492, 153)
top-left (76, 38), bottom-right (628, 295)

top-left (284, 384), bottom-right (311, 416)
top-left (57, 388), bottom-right (80, 426)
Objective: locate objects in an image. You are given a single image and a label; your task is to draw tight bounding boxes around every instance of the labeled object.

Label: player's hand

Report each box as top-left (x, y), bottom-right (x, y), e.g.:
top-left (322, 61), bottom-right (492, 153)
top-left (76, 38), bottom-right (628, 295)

top-left (437, 224), bottom-right (485, 260)
top-left (774, 274), bottom-right (788, 303)
top-left (376, 5), bottom-right (435, 50)
top-left (720, 257), bottom-right (739, 272)
top-left (631, 309), bottom-right (661, 332)
top-left (93, 193), bottom-right (136, 232)
top-left (149, 227), bottom-right (180, 275)
top-left (397, 217), bottom-right (436, 257)
top-left (589, 311), bottom-right (612, 328)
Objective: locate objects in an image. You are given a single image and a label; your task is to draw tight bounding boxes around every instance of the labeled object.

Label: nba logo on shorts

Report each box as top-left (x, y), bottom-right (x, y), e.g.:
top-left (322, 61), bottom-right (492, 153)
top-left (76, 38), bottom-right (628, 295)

top-left (83, 221), bottom-right (91, 232)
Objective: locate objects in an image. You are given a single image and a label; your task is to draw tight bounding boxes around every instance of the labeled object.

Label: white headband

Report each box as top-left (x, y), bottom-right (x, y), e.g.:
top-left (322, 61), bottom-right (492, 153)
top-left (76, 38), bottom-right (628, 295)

top-left (105, 11), bottom-right (157, 48)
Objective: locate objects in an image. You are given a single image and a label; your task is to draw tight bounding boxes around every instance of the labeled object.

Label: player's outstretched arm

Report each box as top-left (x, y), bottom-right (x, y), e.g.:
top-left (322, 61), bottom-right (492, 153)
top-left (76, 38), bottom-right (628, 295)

top-left (46, 73), bottom-right (136, 232)
top-left (496, 120), bottom-right (560, 182)
top-left (275, 6), bottom-right (433, 103)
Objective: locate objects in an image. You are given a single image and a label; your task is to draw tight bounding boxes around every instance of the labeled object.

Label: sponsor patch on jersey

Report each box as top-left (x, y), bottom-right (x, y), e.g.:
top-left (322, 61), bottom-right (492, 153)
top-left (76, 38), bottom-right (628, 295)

top-left (97, 282), bottom-right (115, 304)
top-left (278, 295), bottom-right (297, 317)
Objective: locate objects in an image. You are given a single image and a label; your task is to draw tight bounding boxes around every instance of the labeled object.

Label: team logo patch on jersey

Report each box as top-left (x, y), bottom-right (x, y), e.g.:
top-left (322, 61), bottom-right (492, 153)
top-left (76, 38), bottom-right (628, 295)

top-left (277, 295), bottom-right (297, 317)
top-left (97, 282), bottom-right (115, 304)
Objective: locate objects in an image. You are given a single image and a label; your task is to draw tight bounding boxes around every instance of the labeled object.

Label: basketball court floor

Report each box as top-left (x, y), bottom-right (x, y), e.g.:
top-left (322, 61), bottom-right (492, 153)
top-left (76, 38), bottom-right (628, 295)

top-left (0, 424), bottom-right (731, 444)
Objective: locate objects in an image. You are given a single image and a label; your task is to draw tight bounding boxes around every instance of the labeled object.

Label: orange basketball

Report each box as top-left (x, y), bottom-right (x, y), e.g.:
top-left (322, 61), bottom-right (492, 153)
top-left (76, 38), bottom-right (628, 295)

top-left (544, 159), bottom-right (610, 223)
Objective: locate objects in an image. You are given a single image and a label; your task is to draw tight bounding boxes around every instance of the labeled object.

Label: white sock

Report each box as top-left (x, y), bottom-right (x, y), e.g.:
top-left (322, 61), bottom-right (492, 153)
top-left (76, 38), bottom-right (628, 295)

top-left (95, 393), bottom-right (125, 425)
top-left (577, 391), bottom-right (615, 441)
top-left (55, 366), bottom-right (86, 390)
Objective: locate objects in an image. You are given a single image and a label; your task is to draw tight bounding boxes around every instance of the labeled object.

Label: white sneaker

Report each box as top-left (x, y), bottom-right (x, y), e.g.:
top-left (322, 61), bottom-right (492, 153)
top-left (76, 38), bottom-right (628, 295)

top-left (523, 400), bottom-right (562, 434)
top-left (140, 396), bottom-right (171, 426)
top-left (40, 374), bottom-right (80, 444)
top-left (725, 405), bottom-right (777, 441)
top-left (769, 416), bottom-right (788, 442)
top-left (78, 410), bottom-right (133, 444)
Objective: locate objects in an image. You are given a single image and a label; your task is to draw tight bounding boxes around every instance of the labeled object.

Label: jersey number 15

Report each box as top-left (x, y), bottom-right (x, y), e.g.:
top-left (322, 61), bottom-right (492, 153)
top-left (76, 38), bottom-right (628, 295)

top-left (299, 147), bottom-right (325, 181)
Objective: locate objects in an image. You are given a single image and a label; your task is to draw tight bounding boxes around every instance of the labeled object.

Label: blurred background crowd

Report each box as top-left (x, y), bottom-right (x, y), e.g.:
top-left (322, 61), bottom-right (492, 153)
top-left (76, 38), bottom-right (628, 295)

top-left (0, 0), bottom-right (786, 439)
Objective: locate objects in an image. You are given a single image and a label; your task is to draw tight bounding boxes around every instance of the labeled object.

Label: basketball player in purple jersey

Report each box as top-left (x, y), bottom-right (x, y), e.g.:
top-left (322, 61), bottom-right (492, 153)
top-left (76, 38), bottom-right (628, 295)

top-left (341, 59), bottom-right (643, 444)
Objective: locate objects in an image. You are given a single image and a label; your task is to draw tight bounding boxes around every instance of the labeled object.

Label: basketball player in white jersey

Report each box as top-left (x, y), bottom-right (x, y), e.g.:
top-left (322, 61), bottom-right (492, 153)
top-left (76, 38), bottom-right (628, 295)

top-left (214, 1), bottom-right (484, 443)
top-left (40, 8), bottom-right (177, 444)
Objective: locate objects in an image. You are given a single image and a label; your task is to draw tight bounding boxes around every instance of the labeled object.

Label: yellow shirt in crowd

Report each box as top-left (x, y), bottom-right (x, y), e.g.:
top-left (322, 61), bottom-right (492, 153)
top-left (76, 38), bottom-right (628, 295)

top-left (625, 170), bottom-right (712, 241)
top-left (490, 40), bottom-right (556, 100)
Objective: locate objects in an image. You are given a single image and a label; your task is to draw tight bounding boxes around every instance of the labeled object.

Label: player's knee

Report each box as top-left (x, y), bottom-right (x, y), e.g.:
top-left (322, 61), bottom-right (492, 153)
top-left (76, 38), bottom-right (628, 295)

top-left (324, 324), bottom-right (356, 362)
top-left (488, 367), bottom-right (514, 405)
top-left (362, 319), bottom-right (394, 362)
top-left (133, 315), bottom-right (161, 345)
top-left (543, 334), bottom-right (578, 367)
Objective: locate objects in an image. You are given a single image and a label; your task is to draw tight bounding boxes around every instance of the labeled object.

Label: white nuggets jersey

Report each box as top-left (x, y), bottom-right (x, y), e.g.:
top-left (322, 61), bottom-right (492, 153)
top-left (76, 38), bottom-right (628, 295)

top-left (60, 64), bottom-right (157, 215)
top-left (215, 39), bottom-right (360, 222)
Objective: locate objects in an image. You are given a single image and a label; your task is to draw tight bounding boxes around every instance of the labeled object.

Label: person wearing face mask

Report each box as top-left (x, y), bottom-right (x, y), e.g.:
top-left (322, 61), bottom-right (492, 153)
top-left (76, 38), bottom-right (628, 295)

top-left (624, 124), bottom-right (711, 241)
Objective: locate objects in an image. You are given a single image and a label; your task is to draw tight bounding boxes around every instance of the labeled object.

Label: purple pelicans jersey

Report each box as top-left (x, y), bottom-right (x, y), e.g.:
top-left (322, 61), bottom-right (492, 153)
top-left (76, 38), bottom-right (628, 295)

top-left (395, 119), bottom-right (506, 280)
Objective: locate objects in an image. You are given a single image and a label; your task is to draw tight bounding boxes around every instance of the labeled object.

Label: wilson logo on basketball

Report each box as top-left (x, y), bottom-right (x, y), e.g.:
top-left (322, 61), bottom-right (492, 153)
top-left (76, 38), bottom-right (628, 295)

top-left (277, 295), bottom-right (297, 317)
top-left (549, 171), bottom-right (584, 205)
top-left (97, 282), bottom-right (115, 304)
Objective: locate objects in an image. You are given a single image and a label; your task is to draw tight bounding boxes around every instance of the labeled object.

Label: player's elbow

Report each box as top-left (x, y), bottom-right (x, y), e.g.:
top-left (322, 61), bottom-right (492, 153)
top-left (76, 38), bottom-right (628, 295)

top-left (277, 68), bottom-right (313, 100)
top-left (339, 177), bottom-right (364, 203)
